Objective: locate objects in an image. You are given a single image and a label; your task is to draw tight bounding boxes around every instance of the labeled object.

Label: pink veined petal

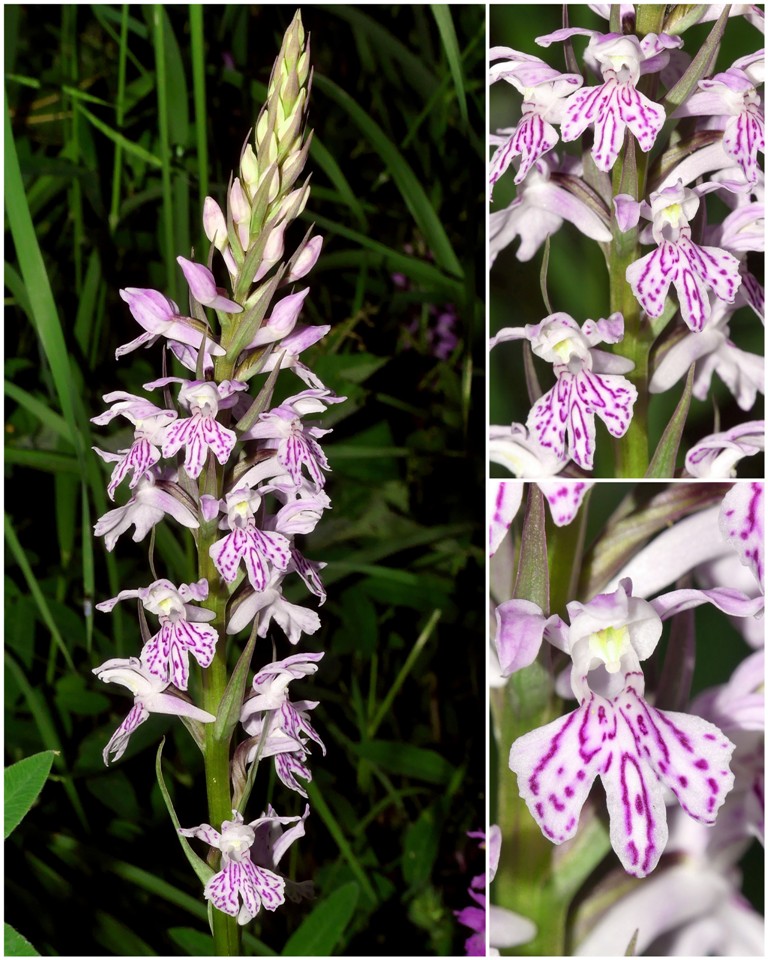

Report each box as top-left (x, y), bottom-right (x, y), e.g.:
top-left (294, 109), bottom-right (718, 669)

top-left (619, 687), bottom-right (736, 826)
top-left (575, 369), bottom-right (637, 439)
top-left (163, 415), bottom-right (200, 458)
top-left (678, 237), bottom-right (742, 308)
top-left (242, 860), bottom-right (285, 914)
top-left (565, 374), bottom-right (598, 470)
top-left (509, 699), bottom-right (608, 844)
top-left (206, 862), bottom-right (241, 917)
top-left (140, 626), bottom-right (173, 685)
top-left (489, 480), bottom-right (523, 555)
top-left (489, 131), bottom-right (518, 192)
top-left (671, 252), bottom-right (711, 333)
top-left (537, 480), bottom-right (593, 526)
top-left (600, 698), bottom-right (668, 877)
top-left (242, 529), bottom-right (290, 592)
top-left (511, 114), bottom-right (559, 185)
top-left (141, 620), bottom-right (218, 690)
top-left (279, 432), bottom-right (329, 487)
top-left (201, 417), bottom-right (237, 465)
top-left (115, 330), bottom-right (156, 358)
top-left (172, 620), bottom-right (217, 673)
top-left (210, 529), bottom-right (248, 583)
top-left (527, 377), bottom-right (572, 464)
top-left (591, 84), bottom-right (624, 171)
top-left (106, 440), bottom-right (161, 500)
top-left (617, 82), bottom-right (666, 154)
top-left (719, 481), bottom-right (764, 590)
top-left (275, 751), bottom-right (312, 797)
top-left (179, 822), bottom-right (221, 847)
top-left (103, 702), bottom-right (150, 765)
top-left (495, 599), bottom-right (546, 675)
top-left (722, 110), bottom-right (765, 184)
top-left (291, 548), bottom-right (326, 602)
top-left (561, 83), bottom-right (612, 143)
top-left (626, 242), bottom-right (678, 321)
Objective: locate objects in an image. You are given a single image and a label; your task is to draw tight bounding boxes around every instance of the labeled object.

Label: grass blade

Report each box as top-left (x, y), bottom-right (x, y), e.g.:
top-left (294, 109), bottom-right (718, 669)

top-left (304, 781), bottom-right (378, 906)
top-left (313, 73), bottom-right (463, 278)
top-left (4, 514), bottom-right (76, 672)
top-left (430, 5), bottom-right (468, 126)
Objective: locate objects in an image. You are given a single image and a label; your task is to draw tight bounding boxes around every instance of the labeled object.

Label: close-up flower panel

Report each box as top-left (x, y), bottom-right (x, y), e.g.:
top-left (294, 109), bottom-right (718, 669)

top-left (489, 479), bottom-right (764, 956)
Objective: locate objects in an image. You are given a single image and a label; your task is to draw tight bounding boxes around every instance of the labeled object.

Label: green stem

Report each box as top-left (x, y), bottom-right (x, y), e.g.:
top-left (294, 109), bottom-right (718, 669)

top-left (609, 150), bottom-right (651, 477)
top-left (198, 349), bottom-right (241, 956)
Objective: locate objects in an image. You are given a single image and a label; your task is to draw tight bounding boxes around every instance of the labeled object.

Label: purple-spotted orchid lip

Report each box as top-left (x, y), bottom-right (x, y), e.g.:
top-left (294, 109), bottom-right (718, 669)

top-left (490, 313), bottom-right (637, 471)
top-left (506, 577), bottom-right (761, 877)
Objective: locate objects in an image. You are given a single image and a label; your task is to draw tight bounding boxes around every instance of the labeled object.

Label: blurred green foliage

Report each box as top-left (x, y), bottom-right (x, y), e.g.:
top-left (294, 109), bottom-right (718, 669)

top-left (5, 5), bottom-right (484, 955)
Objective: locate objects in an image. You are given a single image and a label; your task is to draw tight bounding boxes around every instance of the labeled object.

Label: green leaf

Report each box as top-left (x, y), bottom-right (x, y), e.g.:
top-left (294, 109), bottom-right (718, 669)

top-left (662, 4), bottom-right (707, 34)
top-left (367, 609), bottom-right (441, 738)
top-left (582, 482), bottom-right (732, 596)
top-left (303, 781), bottom-right (378, 906)
top-left (352, 740), bottom-right (455, 785)
top-left (539, 236), bottom-right (553, 314)
top-left (662, 6), bottom-right (730, 111)
top-left (282, 883), bottom-right (360, 956)
top-left (4, 750), bottom-right (56, 839)
top-left (167, 927), bottom-right (214, 956)
top-left (313, 74), bottom-right (463, 279)
top-left (74, 101), bottom-right (162, 167)
top-left (310, 137), bottom-right (368, 228)
top-left (155, 739), bottom-right (215, 887)
top-left (4, 653), bottom-right (86, 828)
top-left (645, 363), bottom-right (694, 478)
top-left (4, 381), bottom-right (72, 443)
top-left (513, 485), bottom-right (549, 612)
top-left (212, 627), bottom-right (257, 743)
top-left (402, 806), bottom-right (441, 889)
top-left (430, 6), bottom-right (468, 126)
top-left (4, 514), bottom-right (76, 671)
top-left (4, 924), bottom-right (39, 957)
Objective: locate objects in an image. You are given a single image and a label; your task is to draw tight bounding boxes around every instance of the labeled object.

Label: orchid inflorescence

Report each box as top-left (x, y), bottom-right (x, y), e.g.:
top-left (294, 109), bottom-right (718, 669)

top-left (490, 5), bottom-right (764, 478)
top-left (91, 13), bottom-right (339, 936)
